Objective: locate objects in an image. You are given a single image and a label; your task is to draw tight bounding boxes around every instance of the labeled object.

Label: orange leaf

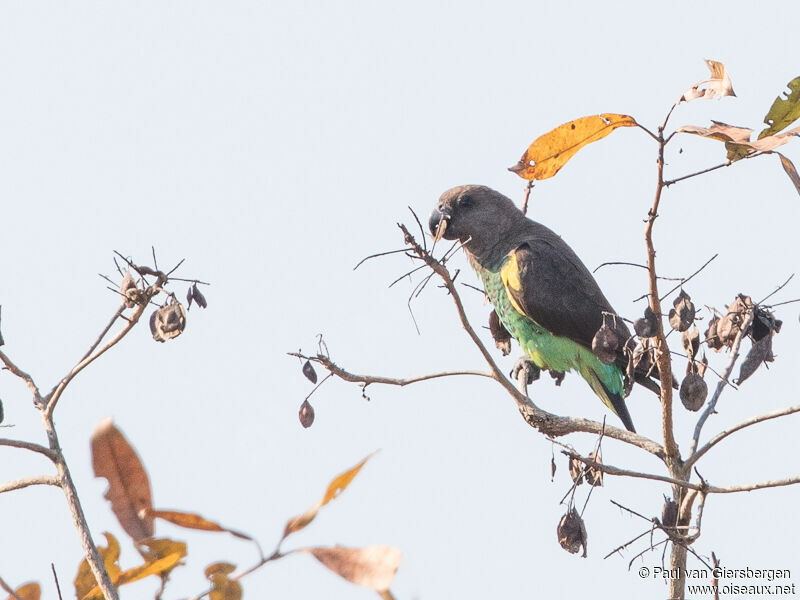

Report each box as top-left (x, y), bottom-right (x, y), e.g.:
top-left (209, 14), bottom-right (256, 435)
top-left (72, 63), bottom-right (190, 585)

top-left (205, 563), bottom-right (242, 600)
top-left (283, 452), bottom-right (376, 539)
top-left (91, 419), bottom-right (154, 541)
top-left (778, 153), bottom-right (800, 196)
top-left (136, 537), bottom-right (188, 581)
top-left (306, 545), bottom-right (402, 592)
top-left (509, 114), bottom-right (637, 181)
top-left (6, 583), bottom-right (40, 600)
top-left (73, 533), bottom-right (122, 600)
top-left (145, 509), bottom-right (253, 541)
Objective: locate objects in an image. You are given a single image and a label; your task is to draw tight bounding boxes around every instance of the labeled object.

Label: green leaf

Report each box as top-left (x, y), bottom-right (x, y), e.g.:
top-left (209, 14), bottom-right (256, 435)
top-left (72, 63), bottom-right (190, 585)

top-left (759, 76), bottom-right (800, 139)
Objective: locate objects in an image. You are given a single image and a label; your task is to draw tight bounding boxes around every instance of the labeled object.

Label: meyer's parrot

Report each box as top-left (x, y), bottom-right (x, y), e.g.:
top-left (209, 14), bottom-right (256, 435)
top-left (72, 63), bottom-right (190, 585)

top-left (429, 185), bottom-right (654, 432)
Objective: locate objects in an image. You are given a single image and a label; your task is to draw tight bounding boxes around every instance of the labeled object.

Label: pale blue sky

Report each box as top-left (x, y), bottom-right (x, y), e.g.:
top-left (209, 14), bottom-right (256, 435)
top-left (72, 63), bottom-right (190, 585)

top-left (1, 2), bottom-right (798, 598)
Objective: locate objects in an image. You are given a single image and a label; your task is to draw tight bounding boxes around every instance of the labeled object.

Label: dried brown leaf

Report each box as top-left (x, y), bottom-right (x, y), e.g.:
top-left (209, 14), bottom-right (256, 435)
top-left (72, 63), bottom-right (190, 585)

top-left (307, 545), bottom-right (402, 592)
top-left (509, 114), bottom-right (637, 181)
top-left (679, 59), bottom-right (735, 103)
top-left (91, 419), bottom-right (154, 541)
top-left (677, 122), bottom-right (753, 143)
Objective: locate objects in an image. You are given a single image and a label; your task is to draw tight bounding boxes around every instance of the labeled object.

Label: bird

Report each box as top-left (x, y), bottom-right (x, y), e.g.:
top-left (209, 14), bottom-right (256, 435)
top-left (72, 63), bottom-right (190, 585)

top-left (429, 184), bottom-right (646, 432)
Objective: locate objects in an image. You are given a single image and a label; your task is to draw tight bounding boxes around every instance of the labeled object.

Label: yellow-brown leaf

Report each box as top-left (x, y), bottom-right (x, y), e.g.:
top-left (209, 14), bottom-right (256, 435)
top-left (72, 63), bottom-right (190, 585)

top-left (74, 533), bottom-right (122, 600)
top-left (91, 419), bottom-right (154, 541)
top-left (205, 562), bottom-right (242, 600)
top-left (81, 552), bottom-right (184, 600)
top-left (6, 582), bottom-right (40, 600)
top-left (282, 453), bottom-right (376, 539)
top-left (307, 545), bottom-right (402, 592)
top-left (136, 537), bottom-right (187, 581)
top-left (145, 509), bottom-right (253, 541)
top-left (509, 114), bottom-right (637, 181)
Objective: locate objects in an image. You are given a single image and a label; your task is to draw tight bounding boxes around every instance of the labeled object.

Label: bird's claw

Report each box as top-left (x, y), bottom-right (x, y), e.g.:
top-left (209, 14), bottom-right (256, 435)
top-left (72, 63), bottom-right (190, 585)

top-left (511, 356), bottom-right (540, 385)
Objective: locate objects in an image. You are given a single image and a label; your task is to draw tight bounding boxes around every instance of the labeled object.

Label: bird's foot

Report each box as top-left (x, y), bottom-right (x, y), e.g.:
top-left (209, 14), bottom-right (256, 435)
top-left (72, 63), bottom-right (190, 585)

top-left (511, 356), bottom-right (540, 386)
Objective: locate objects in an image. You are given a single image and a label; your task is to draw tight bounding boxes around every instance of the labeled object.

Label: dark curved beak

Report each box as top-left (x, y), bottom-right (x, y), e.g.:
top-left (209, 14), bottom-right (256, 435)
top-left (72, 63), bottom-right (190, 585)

top-left (429, 208), bottom-right (449, 242)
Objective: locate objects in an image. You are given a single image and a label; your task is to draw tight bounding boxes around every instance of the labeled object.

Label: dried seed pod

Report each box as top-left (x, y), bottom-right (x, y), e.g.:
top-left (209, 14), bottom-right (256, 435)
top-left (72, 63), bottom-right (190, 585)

top-left (149, 299), bottom-right (187, 343)
top-left (681, 325), bottom-right (700, 361)
top-left (0, 398), bottom-right (4, 424)
top-left (585, 451), bottom-right (603, 487)
top-left (632, 338), bottom-right (654, 373)
top-left (634, 306), bottom-right (659, 338)
top-left (557, 508), bottom-right (587, 557)
top-left (591, 324), bottom-right (619, 365)
top-left (550, 456), bottom-right (557, 480)
top-left (715, 295), bottom-right (754, 349)
top-left (120, 271), bottom-right (142, 308)
top-left (696, 354), bottom-right (709, 379)
top-left (302, 360), bottom-right (318, 384)
top-left (489, 310), bottom-right (512, 356)
top-left (704, 315), bottom-right (723, 351)
top-left (680, 373), bottom-right (707, 411)
top-left (669, 290), bottom-right (696, 332)
top-left (568, 457), bottom-right (584, 485)
top-left (736, 334), bottom-right (773, 385)
top-left (189, 283), bottom-right (207, 309)
top-left (661, 496), bottom-right (678, 531)
top-left (299, 400), bottom-right (315, 428)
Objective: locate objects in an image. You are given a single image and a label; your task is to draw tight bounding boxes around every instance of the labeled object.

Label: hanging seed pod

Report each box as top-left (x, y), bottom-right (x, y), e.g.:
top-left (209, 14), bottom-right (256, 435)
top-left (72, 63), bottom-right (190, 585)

top-left (557, 508), bottom-right (587, 557)
top-left (680, 373), bottom-right (707, 411)
top-left (661, 496), bottom-right (678, 531)
top-left (568, 457), bottom-right (584, 485)
top-left (149, 299), bottom-right (187, 342)
top-left (299, 399), bottom-right (315, 428)
top-left (681, 325), bottom-right (700, 361)
top-left (302, 360), bottom-right (318, 384)
top-left (736, 334), bottom-right (774, 385)
top-left (0, 398), bottom-right (4, 424)
top-left (669, 290), bottom-right (696, 332)
top-left (585, 451), bottom-right (603, 487)
top-left (704, 315), bottom-right (723, 351)
top-left (489, 310), bottom-right (512, 356)
top-left (591, 324), bottom-right (619, 365)
top-left (634, 306), bottom-right (659, 338)
top-left (186, 283), bottom-right (208, 308)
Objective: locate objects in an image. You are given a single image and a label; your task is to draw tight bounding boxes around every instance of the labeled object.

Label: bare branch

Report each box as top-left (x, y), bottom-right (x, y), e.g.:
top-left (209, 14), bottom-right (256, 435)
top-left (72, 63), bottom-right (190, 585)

top-left (289, 353), bottom-right (494, 388)
top-left (0, 474), bottom-right (60, 494)
top-left (757, 273), bottom-right (794, 305)
top-left (0, 350), bottom-right (43, 404)
top-left (0, 438), bottom-right (57, 461)
top-left (658, 254), bottom-right (718, 302)
top-left (688, 309), bottom-right (755, 457)
top-left (644, 131), bottom-right (678, 463)
top-left (0, 577), bottom-right (23, 600)
top-left (707, 476), bottom-right (800, 494)
top-left (562, 450), bottom-right (701, 490)
top-left (78, 304), bottom-right (127, 363)
top-left (45, 299), bottom-right (150, 418)
top-left (687, 403), bottom-right (800, 470)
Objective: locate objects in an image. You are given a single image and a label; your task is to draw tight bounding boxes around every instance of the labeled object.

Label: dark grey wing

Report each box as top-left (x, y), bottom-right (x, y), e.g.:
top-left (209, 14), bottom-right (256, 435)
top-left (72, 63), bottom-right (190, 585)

top-left (505, 239), bottom-right (631, 351)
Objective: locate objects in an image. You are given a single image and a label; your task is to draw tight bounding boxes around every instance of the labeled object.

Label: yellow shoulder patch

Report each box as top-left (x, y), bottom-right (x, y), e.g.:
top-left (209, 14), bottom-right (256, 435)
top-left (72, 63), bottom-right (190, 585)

top-left (500, 252), bottom-right (525, 315)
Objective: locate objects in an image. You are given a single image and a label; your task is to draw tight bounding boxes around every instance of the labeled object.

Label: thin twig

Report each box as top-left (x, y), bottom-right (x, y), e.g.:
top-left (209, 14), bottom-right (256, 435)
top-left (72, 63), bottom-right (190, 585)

top-left (52, 563), bottom-right (63, 600)
top-left (658, 254), bottom-right (718, 302)
top-left (0, 350), bottom-right (43, 404)
top-left (664, 161), bottom-right (732, 186)
top-left (0, 577), bottom-right (23, 600)
top-left (78, 304), bottom-right (126, 363)
top-left (353, 248), bottom-right (409, 271)
top-left (757, 273), bottom-right (794, 305)
top-left (521, 181), bottom-right (534, 215)
top-left (687, 403), bottom-right (800, 470)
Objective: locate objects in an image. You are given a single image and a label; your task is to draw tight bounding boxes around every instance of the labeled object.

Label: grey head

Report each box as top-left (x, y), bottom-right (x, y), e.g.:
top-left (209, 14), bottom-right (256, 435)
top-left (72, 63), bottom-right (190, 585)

top-left (429, 185), bottom-right (528, 265)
